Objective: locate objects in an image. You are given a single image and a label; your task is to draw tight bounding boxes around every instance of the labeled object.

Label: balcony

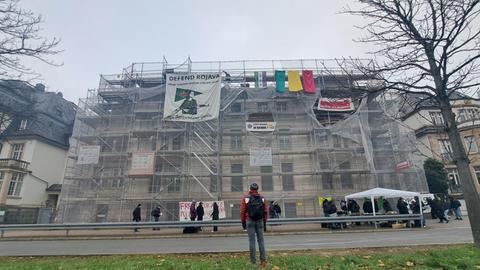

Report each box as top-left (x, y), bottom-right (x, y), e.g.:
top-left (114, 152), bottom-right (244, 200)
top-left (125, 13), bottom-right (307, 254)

top-left (0, 159), bottom-right (30, 172)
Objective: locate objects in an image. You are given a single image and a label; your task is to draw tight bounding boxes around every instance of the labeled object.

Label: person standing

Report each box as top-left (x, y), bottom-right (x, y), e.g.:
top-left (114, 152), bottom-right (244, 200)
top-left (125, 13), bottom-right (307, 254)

top-left (132, 204), bottom-right (142, 232)
top-left (189, 200), bottom-right (197, 221)
top-left (450, 197), bottom-right (463, 220)
top-left (273, 202), bottom-right (282, 218)
top-left (196, 202), bottom-right (204, 231)
top-left (211, 202), bottom-right (219, 232)
top-left (241, 183), bottom-right (268, 268)
top-left (151, 206), bottom-right (162, 230)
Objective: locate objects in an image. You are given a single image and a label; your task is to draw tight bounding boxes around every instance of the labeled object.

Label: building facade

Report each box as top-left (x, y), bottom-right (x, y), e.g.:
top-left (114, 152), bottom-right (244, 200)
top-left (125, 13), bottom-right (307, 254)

top-left (400, 93), bottom-right (480, 196)
top-left (0, 80), bottom-right (76, 223)
top-left (57, 60), bottom-right (429, 223)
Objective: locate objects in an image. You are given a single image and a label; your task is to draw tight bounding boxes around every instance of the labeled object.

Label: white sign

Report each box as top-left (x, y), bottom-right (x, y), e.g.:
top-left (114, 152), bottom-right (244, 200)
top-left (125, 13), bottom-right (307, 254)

top-left (250, 147), bottom-right (273, 166)
top-left (163, 73), bottom-right (222, 122)
top-left (129, 152), bottom-right (155, 175)
top-left (77, 145), bottom-right (100, 165)
top-left (179, 201), bottom-right (226, 221)
top-left (246, 122), bottom-right (276, 132)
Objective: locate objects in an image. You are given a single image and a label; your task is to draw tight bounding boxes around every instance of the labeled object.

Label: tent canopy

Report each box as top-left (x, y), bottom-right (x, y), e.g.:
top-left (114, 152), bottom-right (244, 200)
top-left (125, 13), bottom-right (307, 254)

top-left (345, 187), bottom-right (420, 200)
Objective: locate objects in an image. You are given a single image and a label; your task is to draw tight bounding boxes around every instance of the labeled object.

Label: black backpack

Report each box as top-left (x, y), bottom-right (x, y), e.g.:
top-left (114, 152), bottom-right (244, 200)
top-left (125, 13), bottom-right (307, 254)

top-left (247, 194), bottom-right (264, 221)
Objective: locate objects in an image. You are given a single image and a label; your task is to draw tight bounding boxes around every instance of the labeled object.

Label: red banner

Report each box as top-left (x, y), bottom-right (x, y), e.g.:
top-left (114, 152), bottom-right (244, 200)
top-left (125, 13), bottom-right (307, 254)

top-left (396, 161), bottom-right (411, 170)
top-left (318, 98), bottom-right (354, 111)
top-left (302, 70), bottom-right (316, 94)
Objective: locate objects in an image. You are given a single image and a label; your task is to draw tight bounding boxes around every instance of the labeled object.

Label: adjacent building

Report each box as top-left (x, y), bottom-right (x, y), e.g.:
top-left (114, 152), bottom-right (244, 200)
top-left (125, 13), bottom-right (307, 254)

top-left (400, 92), bottom-right (480, 196)
top-left (0, 80), bottom-right (76, 223)
top-left (57, 59), bottom-right (428, 223)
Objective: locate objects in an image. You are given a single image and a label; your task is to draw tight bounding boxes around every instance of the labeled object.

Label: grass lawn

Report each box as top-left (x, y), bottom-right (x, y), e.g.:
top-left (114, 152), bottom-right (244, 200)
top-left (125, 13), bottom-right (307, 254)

top-left (0, 245), bottom-right (478, 270)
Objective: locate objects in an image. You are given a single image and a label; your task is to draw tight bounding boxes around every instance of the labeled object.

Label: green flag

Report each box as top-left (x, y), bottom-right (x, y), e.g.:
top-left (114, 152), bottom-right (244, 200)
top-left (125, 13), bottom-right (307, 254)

top-left (275, 70), bottom-right (286, 93)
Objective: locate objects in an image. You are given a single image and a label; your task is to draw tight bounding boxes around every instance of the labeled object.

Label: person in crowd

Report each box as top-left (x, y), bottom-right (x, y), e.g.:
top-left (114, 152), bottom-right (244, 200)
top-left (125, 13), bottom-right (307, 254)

top-left (436, 197), bottom-right (449, 223)
top-left (450, 197), bottom-right (463, 220)
top-left (397, 197), bottom-right (409, 215)
top-left (273, 202), bottom-right (282, 219)
top-left (442, 198), bottom-right (450, 223)
top-left (189, 200), bottom-right (197, 221)
top-left (340, 200), bottom-right (348, 213)
top-left (132, 204), bottom-right (142, 232)
top-left (240, 183), bottom-right (268, 267)
top-left (410, 198), bottom-right (422, 227)
top-left (363, 198), bottom-right (373, 214)
top-left (211, 202), bottom-right (219, 232)
top-left (150, 205), bottom-right (162, 231)
top-left (383, 199), bottom-right (393, 213)
top-left (347, 199), bottom-right (360, 215)
top-left (269, 201), bottom-right (276, 219)
top-left (196, 202), bottom-right (204, 231)
top-left (426, 197), bottom-right (437, 219)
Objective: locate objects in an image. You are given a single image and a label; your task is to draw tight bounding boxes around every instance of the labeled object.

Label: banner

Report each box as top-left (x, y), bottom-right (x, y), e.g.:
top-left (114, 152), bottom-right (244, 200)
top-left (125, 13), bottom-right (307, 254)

top-left (163, 73), bottom-right (221, 122)
top-left (318, 98), bottom-right (355, 111)
top-left (288, 70), bottom-right (303, 92)
top-left (129, 152), bottom-right (155, 175)
top-left (254, 71), bottom-right (267, 88)
top-left (396, 161), bottom-right (411, 170)
top-left (77, 145), bottom-right (100, 165)
top-left (275, 70), bottom-right (286, 93)
top-left (249, 147), bottom-right (273, 166)
top-left (246, 122), bottom-right (276, 132)
top-left (179, 201), bottom-right (226, 221)
top-left (302, 70), bottom-right (316, 94)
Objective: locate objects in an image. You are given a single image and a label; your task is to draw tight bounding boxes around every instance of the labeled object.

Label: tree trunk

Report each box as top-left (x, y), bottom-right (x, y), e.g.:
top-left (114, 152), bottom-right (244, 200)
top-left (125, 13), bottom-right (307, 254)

top-left (440, 98), bottom-right (480, 248)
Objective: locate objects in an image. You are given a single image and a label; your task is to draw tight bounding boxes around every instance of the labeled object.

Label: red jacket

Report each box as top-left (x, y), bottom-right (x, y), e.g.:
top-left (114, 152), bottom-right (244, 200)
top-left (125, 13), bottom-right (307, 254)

top-left (240, 190), bottom-right (268, 222)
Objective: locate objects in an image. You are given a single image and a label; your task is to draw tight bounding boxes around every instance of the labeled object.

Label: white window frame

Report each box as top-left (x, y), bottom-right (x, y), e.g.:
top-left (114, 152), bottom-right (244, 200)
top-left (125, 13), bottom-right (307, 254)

top-left (439, 139), bottom-right (452, 160)
top-left (10, 143), bottom-right (24, 160)
top-left (7, 172), bottom-right (24, 196)
top-left (276, 102), bottom-right (287, 112)
top-left (464, 136), bottom-right (478, 154)
top-left (447, 169), bottom-right (460, 186)
top-left (19, 119), bottom-right (28, 130)
top-left (429, 111), bottom-right (444, 125)
top-left (231, 135), bottom-right (242, 150)
top-left (258, 102), bottom-right (269, 112)
top-left (279, 136), bottom-right (290, 150)
top-left (474, 166), bottom-right (480, 185)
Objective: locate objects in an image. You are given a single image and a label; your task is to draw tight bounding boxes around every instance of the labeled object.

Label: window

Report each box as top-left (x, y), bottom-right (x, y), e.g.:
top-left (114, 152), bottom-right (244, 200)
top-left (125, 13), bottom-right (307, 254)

top-left (322, 173), bottom-right (333, 190)
top-left (167, 177), bottom-right (181, 192)
top-left (0, 142), bottom-right (2, 155)
top-left (0, 171), bottom-right (3, 190)
top-left (341, 173), bottom-right (353, 189)
top-left (339, 161), bottom-right (351, 170)
top-left (447, 169), bottom-right (462, 193)
top-left (284, 202), bottom-right (297, 218)
top-left (19, 119), bottom-right (28, 130)
top-left (439, 139), bottom-right (452, 160)
top-left (10, 144), bottom-right (24, 160)
top-left (279, 136), bottom-right (290, 150)
top-left (258, 102), bottom-right (269, 112)
top-left (320, 159), bottom-right (330, 170)
top-left (231, 135), bottom-right (242, 150)
top-left (457, 108), bottom-right (480, 122)
top-left (474, 166), bottom-right (480, 185)
top-left (210, 173), bottom-right (218, 192)
top-left (429, 112), bottom-right (444, 125)
top-left (231, 103), bottom-right (242, 113)
top-left (276, 102), bottom-right (287, 112)
top-left (7, 172), bottom-right (24, 196)
top-left (260, 166), bottom-right (273, 191)
top-left (281, 163), bottom-right (294, 191)
top-left (464, 136), bottom-right (478, 154)
top-left (231, 164), bottom-right (243, 192)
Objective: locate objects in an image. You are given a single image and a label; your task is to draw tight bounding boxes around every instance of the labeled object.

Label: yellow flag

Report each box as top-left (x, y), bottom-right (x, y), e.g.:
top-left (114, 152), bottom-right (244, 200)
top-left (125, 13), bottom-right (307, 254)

top-left (319, 197), bottom-right (324, 206)
top-left (288, 70), bottom-right (303, 92)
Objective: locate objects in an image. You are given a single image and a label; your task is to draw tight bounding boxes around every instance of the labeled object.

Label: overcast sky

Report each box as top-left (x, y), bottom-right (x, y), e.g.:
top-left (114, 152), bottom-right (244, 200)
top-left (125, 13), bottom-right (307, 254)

top-left (20, 0), bottom-right (370, 103)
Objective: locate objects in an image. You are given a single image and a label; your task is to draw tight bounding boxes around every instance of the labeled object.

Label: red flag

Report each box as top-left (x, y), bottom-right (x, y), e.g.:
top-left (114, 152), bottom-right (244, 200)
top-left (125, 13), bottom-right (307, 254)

top-left (302, 70), bottom-right (315, 94)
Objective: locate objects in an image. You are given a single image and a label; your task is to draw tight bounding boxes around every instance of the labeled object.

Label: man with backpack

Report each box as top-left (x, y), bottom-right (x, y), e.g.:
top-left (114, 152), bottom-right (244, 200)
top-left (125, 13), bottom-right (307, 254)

top-left (151, 206), bottom-right (162, 231)
top-left (240, 183), bottom-right (268, 268)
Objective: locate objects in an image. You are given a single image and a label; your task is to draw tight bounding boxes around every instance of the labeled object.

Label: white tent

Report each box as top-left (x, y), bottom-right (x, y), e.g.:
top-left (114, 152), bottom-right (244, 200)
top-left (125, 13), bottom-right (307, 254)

top-left (345, 187), bottom-right (420, 200)
top-left (344, 188), bottom-right (423, 227)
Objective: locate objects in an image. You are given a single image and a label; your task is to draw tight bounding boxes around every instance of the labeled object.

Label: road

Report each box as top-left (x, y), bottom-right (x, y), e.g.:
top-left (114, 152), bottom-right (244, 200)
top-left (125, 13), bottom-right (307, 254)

top-left (0, 224), bottom-right (472, 256)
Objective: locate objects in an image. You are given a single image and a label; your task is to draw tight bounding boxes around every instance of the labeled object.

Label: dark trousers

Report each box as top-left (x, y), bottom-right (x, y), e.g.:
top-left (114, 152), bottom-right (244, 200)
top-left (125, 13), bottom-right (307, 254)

top-left (247, 220), bottom-right (266, 264)
top-left (152, 216), bottom-right (160, 230)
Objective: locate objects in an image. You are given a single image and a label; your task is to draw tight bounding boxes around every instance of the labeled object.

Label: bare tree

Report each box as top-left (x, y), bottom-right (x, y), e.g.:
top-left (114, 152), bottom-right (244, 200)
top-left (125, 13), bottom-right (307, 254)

top-left (345, 0), bottom-right (480, 247)
top-left (0, 0), bottom-right (61, 79)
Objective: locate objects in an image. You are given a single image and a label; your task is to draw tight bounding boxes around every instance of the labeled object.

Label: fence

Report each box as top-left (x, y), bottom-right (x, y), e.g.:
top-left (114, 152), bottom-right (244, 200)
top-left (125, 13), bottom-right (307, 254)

top-left (0, 214), bottom-right (422, 237)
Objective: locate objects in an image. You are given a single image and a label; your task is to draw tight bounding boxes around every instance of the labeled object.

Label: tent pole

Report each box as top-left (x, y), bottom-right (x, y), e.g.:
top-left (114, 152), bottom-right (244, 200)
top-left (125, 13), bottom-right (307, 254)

top-left (371, 195), bottom-right (377, 229)
top-left (419, 196), bottom-right (424, 228)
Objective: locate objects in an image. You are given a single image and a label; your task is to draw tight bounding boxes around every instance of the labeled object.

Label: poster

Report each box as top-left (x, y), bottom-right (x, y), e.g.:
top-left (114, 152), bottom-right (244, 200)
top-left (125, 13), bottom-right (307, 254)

top-left (318, 98), bottom-right (355, 111)
top-left (249, 147), bottom-right (273, 166)
top-left (77, 145), bottom-right (100, 165)
top-left (179, 201), bottom-right (226, 221)
top-left (129, 152), bottom-right (155, 175)
top-left (163, 73), bottom-right (222, 122)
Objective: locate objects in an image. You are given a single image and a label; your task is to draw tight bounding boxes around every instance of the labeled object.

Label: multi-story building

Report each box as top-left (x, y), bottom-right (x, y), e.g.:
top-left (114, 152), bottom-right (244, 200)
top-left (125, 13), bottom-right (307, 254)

top-left (400, 92), bottom-right (480, 196)
top-left (0, 80), bottom-right (76, 223)
top-left (57, 59), bottom-right (428, 223)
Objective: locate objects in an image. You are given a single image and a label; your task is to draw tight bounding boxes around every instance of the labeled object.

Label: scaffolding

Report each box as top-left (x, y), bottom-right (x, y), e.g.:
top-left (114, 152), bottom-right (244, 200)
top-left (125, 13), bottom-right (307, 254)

top-left (57, 59), bottom-right (428, 223)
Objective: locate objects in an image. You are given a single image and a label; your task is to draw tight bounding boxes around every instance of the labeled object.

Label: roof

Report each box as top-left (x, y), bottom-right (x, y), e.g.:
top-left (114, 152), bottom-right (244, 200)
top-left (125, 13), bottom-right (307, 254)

top-left (345, 187), bottom-right (420, 199)
top-left (46, 184), bottom-right (62, 193)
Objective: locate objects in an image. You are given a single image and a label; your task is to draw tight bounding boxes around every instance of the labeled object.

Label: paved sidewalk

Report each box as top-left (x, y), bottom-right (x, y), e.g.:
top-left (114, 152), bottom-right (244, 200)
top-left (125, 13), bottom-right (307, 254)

top-left (1, 217), bottom-right (469, 240)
